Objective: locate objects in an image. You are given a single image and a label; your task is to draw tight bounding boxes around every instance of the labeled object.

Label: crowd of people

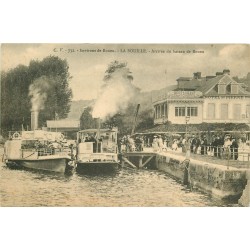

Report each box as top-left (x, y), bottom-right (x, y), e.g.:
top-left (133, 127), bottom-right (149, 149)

top-left (118, 133), bottom-right (247, 161)
top-left (119, 135), bottom-right (144, 152)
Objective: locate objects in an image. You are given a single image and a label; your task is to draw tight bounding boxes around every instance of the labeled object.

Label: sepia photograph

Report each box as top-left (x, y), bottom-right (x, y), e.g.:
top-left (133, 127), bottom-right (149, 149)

top-left (1, 43), bottom-right (249, 207)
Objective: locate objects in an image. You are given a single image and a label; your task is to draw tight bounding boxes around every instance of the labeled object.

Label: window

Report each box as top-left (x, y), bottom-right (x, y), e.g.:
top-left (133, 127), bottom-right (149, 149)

top-left (233, 104), bottom-right (241, 119)
top-left (246, 105), bottom-right (250, 118)
top-left (221, 104), bottom-right (228, 119)
top-left (231, 84), bottom-right (239, 94)
top-left (175, 107), bottom-right (186, 116)
top-left (187, 107), bottom-right (198, 116)
top-left (218, 84), bottom-right (226, 94)
top-left (208, 103), bottom-right (215, 119)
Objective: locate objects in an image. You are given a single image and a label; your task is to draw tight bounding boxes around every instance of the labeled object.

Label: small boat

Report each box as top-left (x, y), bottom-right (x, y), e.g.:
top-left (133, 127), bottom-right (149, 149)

top-left (3, 130), bottom-right (72, 173)
top-left (76, 128), bottom-right (119, 174)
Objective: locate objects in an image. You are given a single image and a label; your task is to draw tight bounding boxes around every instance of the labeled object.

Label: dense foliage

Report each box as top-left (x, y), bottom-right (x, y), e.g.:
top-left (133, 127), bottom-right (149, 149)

top-left (80, 106), bottom-right (96, 130)
top-left (1, 56), bottom-right (72, 135)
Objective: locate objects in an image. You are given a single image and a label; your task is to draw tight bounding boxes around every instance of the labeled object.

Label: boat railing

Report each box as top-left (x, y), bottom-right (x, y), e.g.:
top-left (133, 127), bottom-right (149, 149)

top-left (8, 131), bottom-right (22, 139)
top-left (20, 148), bottom-right (54, 158)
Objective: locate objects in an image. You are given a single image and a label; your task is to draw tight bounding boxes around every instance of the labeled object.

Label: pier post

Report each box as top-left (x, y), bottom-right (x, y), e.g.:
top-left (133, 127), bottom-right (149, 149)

top-left (139, 156), bottom-right (143, 168)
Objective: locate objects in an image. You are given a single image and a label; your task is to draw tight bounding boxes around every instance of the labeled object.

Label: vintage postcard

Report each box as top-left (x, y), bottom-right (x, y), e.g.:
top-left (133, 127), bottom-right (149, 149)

top-left (0, 44), bottom-right (249, 207)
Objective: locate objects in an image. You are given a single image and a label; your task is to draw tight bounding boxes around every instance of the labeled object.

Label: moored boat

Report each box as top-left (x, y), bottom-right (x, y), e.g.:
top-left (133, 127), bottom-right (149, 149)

top-left (3, 130), bottom-right (72, 173)
top-left (76, 128), bottom-right (119, 174)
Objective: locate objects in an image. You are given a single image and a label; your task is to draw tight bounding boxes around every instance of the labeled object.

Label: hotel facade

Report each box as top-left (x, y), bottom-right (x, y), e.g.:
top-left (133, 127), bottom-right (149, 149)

top-left (153, 70), bottom-right (250, 126)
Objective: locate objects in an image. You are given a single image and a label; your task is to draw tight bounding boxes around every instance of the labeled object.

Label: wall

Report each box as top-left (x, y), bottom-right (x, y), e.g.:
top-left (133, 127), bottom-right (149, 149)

top-left (203, 97), bottom-right (250, 123)
top-left (238, 170), bottom-right (250, 206)
top-left (167, 102), bottom-right (203, 124)
top-left (156, 152), bottom-right (248, 200)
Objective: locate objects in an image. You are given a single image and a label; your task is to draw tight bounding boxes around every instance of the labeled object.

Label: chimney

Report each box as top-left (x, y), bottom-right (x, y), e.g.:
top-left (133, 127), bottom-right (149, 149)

top-left (193, 72), bottom-right (198, 79)
top-left (197, 72), bottom-right (201, 79)
top-left (206, 75), bottom-right (216, 80)
top-left (223, 69), bottom-right (230, 75)
top-left (31, 111), bottom-right (39, 130)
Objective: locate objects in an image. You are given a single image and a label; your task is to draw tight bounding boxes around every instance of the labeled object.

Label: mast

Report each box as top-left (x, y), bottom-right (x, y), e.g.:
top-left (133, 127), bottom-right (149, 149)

top-left (131, 104), bottom-right (140, 135)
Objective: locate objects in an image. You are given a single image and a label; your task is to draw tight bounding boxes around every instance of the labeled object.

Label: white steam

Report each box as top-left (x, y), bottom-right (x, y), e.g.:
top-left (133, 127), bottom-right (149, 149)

top-left (29, 76), bottom-right (50, 111)
top-left (92, 68), bottom-right (137, 119)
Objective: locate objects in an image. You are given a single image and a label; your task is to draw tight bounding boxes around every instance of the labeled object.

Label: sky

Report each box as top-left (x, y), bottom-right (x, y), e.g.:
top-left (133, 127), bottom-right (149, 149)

top-left (1, 43), bottom-right (250, 100)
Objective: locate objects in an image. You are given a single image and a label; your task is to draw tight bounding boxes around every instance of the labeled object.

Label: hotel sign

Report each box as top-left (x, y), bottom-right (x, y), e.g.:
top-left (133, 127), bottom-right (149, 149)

top-left (152, 90), bottom-right (203, 103)
top-left (167, 91), bottom-right (203, 98)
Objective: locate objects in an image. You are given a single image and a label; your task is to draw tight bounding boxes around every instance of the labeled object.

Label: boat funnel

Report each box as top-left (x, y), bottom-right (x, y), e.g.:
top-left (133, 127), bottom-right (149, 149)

top-left (96, 117), bottom-right (101, 140)
top-left (31, 110), bottom-right (39, 130)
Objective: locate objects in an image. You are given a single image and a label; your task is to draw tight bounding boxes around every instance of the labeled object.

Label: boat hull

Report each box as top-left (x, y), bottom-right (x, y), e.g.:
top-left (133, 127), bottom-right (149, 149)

top-left (8, 158), bottom-right (69, 173)
top-left (76, 161), bottom-right (119, 174)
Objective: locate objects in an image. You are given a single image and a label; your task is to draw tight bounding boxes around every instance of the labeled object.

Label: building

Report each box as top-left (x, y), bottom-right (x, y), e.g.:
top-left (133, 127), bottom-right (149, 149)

top-left (153, 70), bottom-right (250, 126)
top-left (46, 119), bottom-right (80, 138)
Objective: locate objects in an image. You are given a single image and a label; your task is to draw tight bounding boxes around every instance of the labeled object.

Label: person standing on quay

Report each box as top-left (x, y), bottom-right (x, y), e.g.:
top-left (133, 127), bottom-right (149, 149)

top-left (152, 135), bottom-right (158, 152)
top-left (230, 138), bottom-right (239, 160)
top-left (157, 135), bottom-right (164, 152)
top-left (190, 135), bottom-right (196, 153)
top-left (201, 135), bottom-right (208, 155)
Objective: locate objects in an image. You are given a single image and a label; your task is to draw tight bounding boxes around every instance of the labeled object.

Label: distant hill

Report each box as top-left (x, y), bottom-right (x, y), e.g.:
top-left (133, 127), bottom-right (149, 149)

top-left (67, 99), bottom-right (95, 120)
top-left (67, 86), bottom-right (176, 120)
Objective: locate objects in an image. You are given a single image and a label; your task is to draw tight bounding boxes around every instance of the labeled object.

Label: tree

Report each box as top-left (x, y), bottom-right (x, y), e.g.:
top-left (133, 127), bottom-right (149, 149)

top-left (28, 56), bottom-right (72, 123)
top-left (136, 109), bottom-right (154, 131)
top-left (1, 56), bottom-right (72, 134)
top-left (92, 60), bottom-right (140, 119)
top-left (80, 106), bottom-right (96, 130)
top-left (1, 65), bottom-right (31, 134)
top-left (103, 60), bottom-right (134, 82)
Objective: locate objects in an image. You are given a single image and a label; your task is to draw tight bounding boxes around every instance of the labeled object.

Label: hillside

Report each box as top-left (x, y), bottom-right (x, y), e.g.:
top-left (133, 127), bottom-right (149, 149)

top-left (67, 99), bottom-right (95, 120)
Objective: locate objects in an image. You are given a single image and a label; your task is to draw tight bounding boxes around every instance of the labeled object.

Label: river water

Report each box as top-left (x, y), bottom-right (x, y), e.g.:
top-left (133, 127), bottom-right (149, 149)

top-left (0, 159), bottom-right (237, 207)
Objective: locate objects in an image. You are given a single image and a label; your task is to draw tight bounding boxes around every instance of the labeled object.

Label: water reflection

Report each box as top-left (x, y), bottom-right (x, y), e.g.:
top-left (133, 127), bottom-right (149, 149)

top-left (0, 163), bottom-right (238, 207)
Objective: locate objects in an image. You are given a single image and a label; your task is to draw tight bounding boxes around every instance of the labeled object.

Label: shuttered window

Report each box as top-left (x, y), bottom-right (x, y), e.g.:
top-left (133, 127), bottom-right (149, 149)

top-left (233, 104), bottom-right (241, 119)
top-left (221, 104), bottom-right (228, 119)
top-left (207, 103), bottom-right (215, 118)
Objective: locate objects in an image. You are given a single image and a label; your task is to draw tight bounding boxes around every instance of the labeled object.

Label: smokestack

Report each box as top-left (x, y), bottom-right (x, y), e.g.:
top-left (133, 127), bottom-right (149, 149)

top-left (96, 117), bottom-right (101, 140)
top-left (31, 111), bottom-right (39, 130)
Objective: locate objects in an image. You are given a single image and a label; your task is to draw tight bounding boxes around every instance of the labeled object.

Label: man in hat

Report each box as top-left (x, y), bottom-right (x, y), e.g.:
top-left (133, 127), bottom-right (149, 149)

top-left (201, 135), bottom-right (208, 155)
top-left (190, 135), bottom-right (196, 153)
top-left (230, 138), bottom-right (238, 160)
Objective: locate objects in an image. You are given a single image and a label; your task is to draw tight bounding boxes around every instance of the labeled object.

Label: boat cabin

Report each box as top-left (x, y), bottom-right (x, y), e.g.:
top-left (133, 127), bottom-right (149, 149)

top-left (77, 128), bottom-right (118, 154)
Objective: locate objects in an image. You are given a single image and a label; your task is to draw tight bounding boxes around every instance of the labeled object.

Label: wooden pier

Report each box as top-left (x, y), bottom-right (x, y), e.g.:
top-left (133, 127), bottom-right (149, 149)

top-left (121, 152), bottom-right (156, 169)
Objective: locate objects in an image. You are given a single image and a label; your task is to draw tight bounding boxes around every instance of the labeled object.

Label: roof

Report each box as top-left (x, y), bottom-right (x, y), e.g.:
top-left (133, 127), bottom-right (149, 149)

top-left (176, 77), bottom-right (192, 81)
top-left (78, 128), bottom-right (117, 133)
top-left (196, 74), bottom-right (250, 96)
top-left (47, 119), bottom-right (80, 128)
top-left (195, 75), bottom-right (224, 94)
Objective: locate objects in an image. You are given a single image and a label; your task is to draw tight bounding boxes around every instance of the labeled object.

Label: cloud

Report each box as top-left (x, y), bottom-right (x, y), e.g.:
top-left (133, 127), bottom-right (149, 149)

top-left (219, 44), bottom-right (249, 59)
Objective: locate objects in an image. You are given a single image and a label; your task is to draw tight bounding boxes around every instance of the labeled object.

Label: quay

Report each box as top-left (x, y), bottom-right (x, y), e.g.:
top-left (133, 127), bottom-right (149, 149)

top-left (121, 148), bottom-right (250, 206)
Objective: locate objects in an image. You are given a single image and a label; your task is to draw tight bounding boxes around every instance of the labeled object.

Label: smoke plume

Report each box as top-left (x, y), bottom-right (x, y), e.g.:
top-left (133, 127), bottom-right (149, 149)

top-left (29, 76), bottom-right (50, 111)
top-left (92, 68), bottom-right (138, 119)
